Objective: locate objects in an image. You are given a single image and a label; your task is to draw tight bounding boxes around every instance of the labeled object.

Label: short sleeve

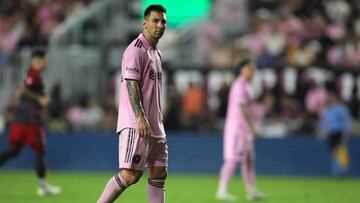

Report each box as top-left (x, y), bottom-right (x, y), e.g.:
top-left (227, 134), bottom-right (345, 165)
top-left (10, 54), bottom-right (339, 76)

top-left (122, 48), bottom-right (145, 81)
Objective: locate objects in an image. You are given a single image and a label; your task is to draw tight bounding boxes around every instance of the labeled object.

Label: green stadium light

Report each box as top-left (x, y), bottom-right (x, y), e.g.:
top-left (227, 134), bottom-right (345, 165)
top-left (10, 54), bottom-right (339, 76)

top-left (142, 0), bottom-right (211, 27)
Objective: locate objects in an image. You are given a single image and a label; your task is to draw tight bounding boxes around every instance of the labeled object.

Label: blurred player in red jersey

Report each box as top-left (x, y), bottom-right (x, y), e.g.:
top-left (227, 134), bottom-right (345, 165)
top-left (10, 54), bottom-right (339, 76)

top-left (0, 48), bottom-right (61, 196)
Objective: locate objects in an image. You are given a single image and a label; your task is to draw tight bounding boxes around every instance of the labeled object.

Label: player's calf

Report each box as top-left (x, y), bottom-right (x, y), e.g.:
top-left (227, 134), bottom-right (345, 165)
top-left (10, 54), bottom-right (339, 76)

top-left (0, 148), bottom-right (21, 166)
top-left (97, 169), bottom-right (142, 203)
top-left (147, 178), bottom-right (166, 203)
top-left (147, 167), bottom-right (167, 203)
top-left (97, 174), bottom-right (128, 203)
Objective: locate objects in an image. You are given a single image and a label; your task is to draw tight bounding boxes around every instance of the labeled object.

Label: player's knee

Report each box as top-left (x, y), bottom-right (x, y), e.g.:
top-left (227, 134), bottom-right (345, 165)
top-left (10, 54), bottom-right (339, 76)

top-left (119, 170), bottom-right (143, 186)
top-left (149, 167), bottom-right (167, 180)
top-left (123, 174), bottom-right (142, 185)
top-left (148, 168), bottom-right (167, 189)
top-left (158, 168), bottom-right (167, 180)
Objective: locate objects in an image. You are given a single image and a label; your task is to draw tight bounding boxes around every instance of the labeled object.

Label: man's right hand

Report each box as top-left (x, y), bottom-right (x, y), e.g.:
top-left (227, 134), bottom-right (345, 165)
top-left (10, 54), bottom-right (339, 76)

top-left (136, 115), bottom-right (151, 138)
top-left (38, 96), bottom-right (50, 107)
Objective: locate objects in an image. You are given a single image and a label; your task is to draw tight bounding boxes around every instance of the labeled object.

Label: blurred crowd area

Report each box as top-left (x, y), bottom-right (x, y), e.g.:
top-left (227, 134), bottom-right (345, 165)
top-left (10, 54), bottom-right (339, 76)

top-left (0, 0), bottom-right (91, 63)
top-left (169, 0), bottom-right (360, 137)
top-left (0, 0), bottom-right (360, 137)
top-left (200, 0), bottom-right (360, 69)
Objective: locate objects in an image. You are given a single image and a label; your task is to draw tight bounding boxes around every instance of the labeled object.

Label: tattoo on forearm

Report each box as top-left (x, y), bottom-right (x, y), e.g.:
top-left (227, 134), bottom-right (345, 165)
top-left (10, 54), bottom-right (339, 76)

top-left (126, 80), bottom-right (144, 117)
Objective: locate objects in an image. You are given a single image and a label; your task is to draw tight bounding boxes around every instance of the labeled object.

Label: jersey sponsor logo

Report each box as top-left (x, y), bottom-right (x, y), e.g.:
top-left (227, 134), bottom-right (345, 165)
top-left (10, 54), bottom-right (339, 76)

top-left (134, 39), bottom-right (143, 48)
top-left (149, 69), bottom-right (156, 80)
top-left (126, 66), bottom-right (140, 73)
top-left (149, 69), bottom-right (162, 81)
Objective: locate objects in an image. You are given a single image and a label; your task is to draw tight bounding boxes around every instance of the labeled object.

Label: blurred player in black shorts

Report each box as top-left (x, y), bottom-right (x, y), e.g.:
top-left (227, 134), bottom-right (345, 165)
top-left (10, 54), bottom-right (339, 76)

top-left (319, 90), bottom-right (352, 177)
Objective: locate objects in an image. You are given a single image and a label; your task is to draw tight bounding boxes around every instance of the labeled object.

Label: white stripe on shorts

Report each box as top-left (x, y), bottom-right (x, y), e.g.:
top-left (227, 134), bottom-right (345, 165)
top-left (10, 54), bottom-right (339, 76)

top-left (125, 128), bottom-right (136, 163)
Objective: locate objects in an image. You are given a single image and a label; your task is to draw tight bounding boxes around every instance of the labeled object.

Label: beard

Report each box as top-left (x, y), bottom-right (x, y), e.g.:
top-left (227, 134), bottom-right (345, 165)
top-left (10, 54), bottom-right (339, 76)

top-left (153, 30), bottom-right (164, 39)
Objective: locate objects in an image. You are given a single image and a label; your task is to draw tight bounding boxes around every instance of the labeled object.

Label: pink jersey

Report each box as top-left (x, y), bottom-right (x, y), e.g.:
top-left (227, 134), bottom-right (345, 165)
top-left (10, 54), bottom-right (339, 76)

top-left (224, 75), bottom-right (253, 141)
top-left (117, 33), bottom-right (165, 138)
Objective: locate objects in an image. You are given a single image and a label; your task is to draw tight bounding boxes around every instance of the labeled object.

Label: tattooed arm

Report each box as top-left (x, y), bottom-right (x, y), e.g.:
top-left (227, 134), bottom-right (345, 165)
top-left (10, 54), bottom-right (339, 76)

top-left (126, 79), bottom-right (145, 117)
top-left (126, 79), bottom-right (151, 137)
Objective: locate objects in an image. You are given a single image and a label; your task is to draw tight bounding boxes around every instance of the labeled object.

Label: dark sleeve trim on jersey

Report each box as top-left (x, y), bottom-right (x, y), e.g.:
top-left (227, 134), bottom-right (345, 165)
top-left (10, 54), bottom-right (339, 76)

top-left (134, 39), bottom-right (143, 48)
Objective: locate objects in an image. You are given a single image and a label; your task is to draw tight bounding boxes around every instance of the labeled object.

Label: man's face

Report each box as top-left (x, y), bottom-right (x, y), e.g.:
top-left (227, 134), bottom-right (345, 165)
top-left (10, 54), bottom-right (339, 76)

top-left (243, 63), bottom-right (256, 81)
top-left (32, 57), bottom-right (48, 72)
top-left (143, 11), bottom-right (167, 40)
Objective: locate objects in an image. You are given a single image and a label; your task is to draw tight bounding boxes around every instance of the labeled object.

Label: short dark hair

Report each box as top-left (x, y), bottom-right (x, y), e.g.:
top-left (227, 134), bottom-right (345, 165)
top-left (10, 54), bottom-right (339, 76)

top-left (144, 4), bottom-right (166, 18)
top-left (31, 47), bottom-right (46, 59)
top-left (235, 58), bottom-right (251, 73)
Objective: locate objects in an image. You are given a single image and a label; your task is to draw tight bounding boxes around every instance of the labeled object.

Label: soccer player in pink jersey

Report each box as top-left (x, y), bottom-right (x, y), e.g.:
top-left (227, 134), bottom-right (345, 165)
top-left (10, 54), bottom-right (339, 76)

top-left (216, 59), bottom-right (265, 201)
top-left (97, 4), bottom-right (168, 203)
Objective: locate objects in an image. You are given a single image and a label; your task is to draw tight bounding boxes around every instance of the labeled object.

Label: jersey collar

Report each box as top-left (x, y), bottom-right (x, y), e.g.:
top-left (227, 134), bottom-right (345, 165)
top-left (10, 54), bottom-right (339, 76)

top-left (139, 33), bottom-right (156, 50)
top-left (239, 75), bottom-right (248, 84)
top-left (30, 67), bottom-right (40, 74)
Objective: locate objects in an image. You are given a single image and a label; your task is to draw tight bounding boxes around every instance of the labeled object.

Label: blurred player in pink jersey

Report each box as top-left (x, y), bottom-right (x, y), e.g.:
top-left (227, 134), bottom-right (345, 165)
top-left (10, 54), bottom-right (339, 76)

top-left (97, 4), bottom-right (168, 203)
top-left (216, 59), bottom-right (265, 201)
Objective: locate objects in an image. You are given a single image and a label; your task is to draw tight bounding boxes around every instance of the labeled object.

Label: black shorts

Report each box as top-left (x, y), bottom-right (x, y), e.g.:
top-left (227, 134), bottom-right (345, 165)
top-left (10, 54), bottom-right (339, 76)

top-left (328, 132), bottom-right (343, 151)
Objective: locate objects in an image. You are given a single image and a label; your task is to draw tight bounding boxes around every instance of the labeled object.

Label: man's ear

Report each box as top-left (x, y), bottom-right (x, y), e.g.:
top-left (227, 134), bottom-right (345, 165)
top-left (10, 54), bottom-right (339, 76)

top-left (142, 19), bottom-right (147, 28)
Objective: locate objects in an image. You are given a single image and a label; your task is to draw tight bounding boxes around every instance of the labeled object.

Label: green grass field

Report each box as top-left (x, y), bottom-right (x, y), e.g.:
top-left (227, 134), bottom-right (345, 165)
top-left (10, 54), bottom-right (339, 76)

top-left (0, 170), bottom-right (359, 203)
